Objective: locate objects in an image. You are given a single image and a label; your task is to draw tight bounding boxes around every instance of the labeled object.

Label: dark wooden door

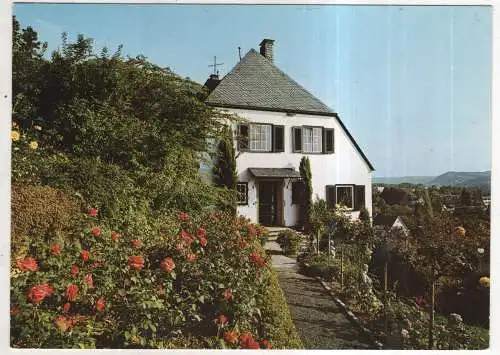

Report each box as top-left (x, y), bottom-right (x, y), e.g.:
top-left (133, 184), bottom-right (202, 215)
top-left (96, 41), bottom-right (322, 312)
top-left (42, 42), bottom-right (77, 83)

top-left (258, 182), bottom-right (277, 226)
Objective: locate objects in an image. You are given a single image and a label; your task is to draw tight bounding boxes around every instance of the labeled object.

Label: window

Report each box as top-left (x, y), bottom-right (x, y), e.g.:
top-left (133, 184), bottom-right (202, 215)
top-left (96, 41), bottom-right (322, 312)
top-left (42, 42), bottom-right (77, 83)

top-left (325, 184), bottom-right (365, 210)
top-left (293, 126), bottom-right (330, 153)
top-left (236, 183), bottom-right (248, 205)
top-left (336, 185), bottom-right (354, 209)
top-left (250, 124), bottom-right (272, 151)
top-left (292, 181), bottom-right (305, 204)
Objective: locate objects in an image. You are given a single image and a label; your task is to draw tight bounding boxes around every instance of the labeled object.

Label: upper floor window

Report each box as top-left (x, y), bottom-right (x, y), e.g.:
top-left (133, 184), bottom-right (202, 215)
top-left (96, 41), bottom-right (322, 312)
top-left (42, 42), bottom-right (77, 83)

top-left (238, 124), bottom-right (284, 153)
top-left (293, 126), bottom-right (334, 154)
top-left (250, 124), bottom-right (272, 151)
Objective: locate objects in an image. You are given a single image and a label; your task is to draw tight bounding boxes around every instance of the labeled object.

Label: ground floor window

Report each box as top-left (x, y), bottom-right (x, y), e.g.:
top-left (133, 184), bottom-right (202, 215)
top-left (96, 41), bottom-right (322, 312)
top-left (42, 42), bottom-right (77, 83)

top-left (236, 182), bottom-right (248, 205)
top-left (326, 184), bottom-right (365, 210)
top-left (336, 185), bottom-right (354, 209)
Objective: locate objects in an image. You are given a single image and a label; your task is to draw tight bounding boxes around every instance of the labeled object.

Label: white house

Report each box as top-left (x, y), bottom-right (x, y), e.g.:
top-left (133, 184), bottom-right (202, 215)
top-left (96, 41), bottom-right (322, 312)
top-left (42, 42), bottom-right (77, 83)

top-left (204, 39), bottom-right (374, 227)
top-left (373, 215), bottom-right (410, 236)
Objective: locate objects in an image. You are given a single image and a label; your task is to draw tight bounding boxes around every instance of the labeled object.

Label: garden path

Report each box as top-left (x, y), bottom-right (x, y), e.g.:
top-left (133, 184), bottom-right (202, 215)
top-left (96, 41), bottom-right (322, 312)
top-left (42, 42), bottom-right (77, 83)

top-left (265, 232), bottom-right (375, 349)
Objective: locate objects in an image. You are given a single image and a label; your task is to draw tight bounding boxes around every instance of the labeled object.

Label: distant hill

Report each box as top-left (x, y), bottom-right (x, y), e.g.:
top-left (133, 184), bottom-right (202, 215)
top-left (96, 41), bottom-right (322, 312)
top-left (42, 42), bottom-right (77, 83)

top-left (430, 171), bottom-right (491, 187)
top-left (373, 176), bottom-right (434, 185)
top-left (374, 171), bottom-right (491, 188)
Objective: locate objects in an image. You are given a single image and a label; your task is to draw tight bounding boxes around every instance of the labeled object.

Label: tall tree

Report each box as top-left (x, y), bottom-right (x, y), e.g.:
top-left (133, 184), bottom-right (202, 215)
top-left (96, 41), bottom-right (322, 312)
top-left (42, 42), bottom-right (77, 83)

top-left (213, 125), bottom-right (238, 214)
top-left (299, 156), bottom-right (313, 231)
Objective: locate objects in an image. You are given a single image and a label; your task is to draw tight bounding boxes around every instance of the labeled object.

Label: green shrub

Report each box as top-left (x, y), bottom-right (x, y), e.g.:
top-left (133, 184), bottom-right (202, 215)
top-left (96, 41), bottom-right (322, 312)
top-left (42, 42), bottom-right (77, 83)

top-left (10, 208), bottom-right (300, 349)
top-left (276, 230), bottom-right (301, 256)
top-left (257, 266), bottom-right (303, 348)
top-left (11, 184), bottom-right (82, 259)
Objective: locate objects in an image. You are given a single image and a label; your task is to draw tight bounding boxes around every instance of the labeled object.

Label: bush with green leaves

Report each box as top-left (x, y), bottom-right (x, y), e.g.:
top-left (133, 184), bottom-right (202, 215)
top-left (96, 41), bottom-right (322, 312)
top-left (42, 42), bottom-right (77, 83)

top-left (276, 230), bottom-right (301, 256)
top-left (11, 208), bottom-right (301, 349)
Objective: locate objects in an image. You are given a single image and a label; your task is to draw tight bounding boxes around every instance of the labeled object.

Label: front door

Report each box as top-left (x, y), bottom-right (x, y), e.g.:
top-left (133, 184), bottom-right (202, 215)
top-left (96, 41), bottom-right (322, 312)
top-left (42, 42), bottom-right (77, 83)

top-left (259, 181), bottom-right (278, 226)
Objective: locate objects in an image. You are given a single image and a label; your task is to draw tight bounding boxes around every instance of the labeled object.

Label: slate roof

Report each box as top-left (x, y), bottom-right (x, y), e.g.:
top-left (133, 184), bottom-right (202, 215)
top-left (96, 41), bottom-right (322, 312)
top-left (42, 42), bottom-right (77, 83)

top-left (248, 168), bottom-right (301, 179)
top-left (205, 49), bottom-right (333, 115)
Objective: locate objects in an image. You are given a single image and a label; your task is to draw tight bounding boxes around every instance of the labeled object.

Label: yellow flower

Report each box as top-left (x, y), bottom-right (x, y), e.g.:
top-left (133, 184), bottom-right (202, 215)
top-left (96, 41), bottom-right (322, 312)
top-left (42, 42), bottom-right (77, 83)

top-left (33, 125), bottom-right (42, 131)
top-left (11, 131), bottom-right (20, 141)
top-left (29, 141), bottom-right (38, 150)
top-left (454, 226), bottom-right (466, 237)
top-left (479, 276), bottom-right (490, 288)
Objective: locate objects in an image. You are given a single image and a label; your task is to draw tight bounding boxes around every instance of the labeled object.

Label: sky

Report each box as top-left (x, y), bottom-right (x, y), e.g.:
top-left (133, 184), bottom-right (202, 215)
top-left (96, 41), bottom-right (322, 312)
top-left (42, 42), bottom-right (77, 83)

top-left (13, 4), bottom-right (493, 178)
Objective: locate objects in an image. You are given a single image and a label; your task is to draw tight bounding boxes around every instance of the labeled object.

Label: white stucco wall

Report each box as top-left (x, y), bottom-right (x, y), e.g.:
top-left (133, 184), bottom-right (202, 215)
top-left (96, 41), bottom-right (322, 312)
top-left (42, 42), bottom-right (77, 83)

top-left (226, 108), bottom-right (372, 225)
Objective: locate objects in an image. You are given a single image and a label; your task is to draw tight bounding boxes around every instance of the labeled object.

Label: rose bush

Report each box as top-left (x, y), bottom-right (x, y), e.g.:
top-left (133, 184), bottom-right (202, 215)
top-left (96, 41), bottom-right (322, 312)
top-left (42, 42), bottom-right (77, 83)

top-left (11, 206), bottom-right (298, 349)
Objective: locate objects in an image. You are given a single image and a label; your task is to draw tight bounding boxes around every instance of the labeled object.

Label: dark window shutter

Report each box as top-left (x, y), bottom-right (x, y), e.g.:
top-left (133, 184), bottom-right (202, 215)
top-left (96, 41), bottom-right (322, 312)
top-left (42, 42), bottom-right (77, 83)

top-left (326, 185), bottom-right (336, 208)
top-left (292, 127), bottom-right (302, 152)
top-left (273, 125), bottom-right (284, 152)
top-left (354, 185), bottom-right (365, 211)
top-left (292, 180), bottom-right (305, 204)
top-left (238, 124), bottom-right (249, 150)
top-left (324, 128), bottom-right (334, 154)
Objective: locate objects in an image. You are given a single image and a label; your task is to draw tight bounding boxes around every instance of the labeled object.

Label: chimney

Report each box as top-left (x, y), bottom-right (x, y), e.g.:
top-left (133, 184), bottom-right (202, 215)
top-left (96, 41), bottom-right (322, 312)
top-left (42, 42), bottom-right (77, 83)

top-left (203, 74), bottom-right (221, 92)
top-left (259, 39), bottom-right (275, 63)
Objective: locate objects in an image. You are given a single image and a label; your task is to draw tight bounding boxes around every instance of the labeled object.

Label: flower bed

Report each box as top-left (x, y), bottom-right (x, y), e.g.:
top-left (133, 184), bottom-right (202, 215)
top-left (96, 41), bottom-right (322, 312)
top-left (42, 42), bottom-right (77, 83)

top-left (11, 204), bottom-right (302, 349)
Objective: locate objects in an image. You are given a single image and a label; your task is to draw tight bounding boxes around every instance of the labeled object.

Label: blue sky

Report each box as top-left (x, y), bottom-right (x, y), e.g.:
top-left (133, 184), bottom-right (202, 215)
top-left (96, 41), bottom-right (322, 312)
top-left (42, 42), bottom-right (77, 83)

top-left (13, 4), bottom-right (492, 178)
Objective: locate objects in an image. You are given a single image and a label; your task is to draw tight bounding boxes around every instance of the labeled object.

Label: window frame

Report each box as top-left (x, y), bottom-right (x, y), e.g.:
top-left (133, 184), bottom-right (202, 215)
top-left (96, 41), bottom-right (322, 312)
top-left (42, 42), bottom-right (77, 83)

top-left (236, 182), bottom-right (249, 205)
top-left (301, 126), bottom-right (323, 154)
top-left (335, 184), bottom-right (355, 210)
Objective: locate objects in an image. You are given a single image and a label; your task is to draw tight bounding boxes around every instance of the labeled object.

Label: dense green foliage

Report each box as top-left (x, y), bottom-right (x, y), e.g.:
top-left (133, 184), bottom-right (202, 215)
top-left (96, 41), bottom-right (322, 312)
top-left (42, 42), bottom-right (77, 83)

top-left (276, 230), bottom-right (302, 256)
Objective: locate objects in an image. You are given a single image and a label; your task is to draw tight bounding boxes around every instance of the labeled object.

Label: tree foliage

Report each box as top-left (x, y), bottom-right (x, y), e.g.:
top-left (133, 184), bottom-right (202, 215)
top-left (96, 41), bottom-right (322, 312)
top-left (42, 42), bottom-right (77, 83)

top-left (299, 156), bottom-right (312, 230)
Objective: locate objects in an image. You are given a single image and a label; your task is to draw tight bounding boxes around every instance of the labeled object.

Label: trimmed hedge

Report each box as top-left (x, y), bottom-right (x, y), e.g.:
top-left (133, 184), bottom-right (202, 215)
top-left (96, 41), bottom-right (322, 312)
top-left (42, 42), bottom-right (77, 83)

top-left (257, 265), bottom-right (304, 348)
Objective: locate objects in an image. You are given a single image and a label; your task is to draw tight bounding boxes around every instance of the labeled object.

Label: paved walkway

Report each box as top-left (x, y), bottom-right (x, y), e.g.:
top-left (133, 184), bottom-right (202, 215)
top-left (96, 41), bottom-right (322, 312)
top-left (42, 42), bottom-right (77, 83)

top-left (265, 234), bottom-right (375, 349)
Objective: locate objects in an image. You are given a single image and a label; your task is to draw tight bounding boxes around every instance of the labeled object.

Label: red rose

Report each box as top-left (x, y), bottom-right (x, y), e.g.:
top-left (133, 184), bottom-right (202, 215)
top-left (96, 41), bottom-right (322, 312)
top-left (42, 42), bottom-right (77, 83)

top-left (10, 306), bottom-right (21, 317)
top-left (63, 303), bottom-right (71, 313)
top-left (223, 289), bottom-right (233, 301)
top-left (199, 236), bottom-right (208, 248)
top-left (81, 250), bottom-right (90, 262)
top-left (88, 207), bottom-right (98, 217)
top-left (27, 283), bottom-right (53, 304)
top-left (84, 274), bottom-right (94, 289)
top-left (66, 283), bottom-right (78, 302)
top-left (71, 264), bottom-right (79, 278)
top-left (240, 332), bottom-right (260, 349)
top-left (131, 239), bottom-right (143, 248)
top-left (160, 257), bottom-right (175, 272)
top-left (50, 244), bottom-right (61, 256)
top-left (224, 329), bottom-right (239, 344)
top-left (128, 255), bottom-right (145, 270)
top-left (180, 230), bottom-right (194, 245)
top-left (261, 340), bottom-right (272, 349)
top-left (111, 231), bottom-right (120, 241)
top-left (91, 226), bottom-right (101, 237)
top-left (215, 314), bottom-right (229, 326)
top-left (186, 253), bottom-right (197, 263)
top-left (16, 256), bottom-right (38, 272)
top-left (95, 297), bottom-right (105, 312)
top-left (251, 252), bottom-right (265, 267)
top-left (196, 227), bottom-right (206, 238)
top-left (178, 212), bottom-right (190, 222)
